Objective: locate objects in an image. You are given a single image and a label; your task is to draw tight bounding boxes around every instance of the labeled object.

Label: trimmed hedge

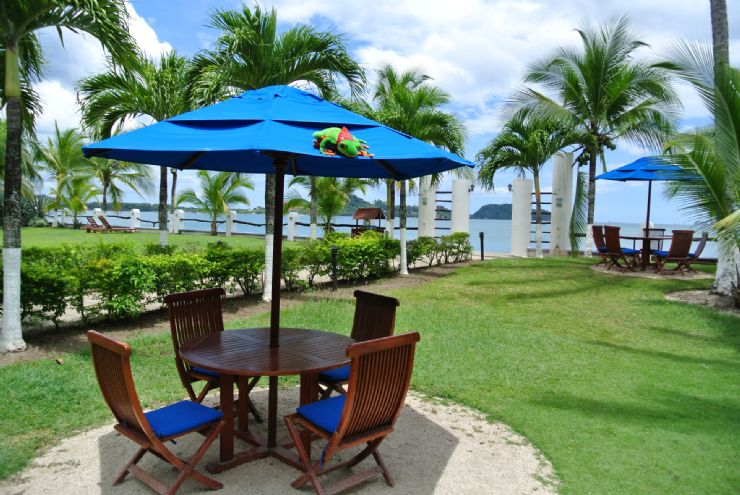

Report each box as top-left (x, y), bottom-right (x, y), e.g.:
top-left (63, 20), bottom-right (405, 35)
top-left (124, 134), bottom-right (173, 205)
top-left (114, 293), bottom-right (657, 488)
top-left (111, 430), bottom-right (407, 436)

top-left (0, 231), bottom-right (472, 325)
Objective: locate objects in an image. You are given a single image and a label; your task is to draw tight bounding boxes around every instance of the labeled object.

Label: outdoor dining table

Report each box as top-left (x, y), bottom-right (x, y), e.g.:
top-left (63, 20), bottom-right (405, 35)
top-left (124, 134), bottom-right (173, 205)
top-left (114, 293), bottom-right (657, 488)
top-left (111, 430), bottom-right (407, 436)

top-left (179, 327), bottom-right (354, 473)
top-left (620, 234), bottom-right (673, 271)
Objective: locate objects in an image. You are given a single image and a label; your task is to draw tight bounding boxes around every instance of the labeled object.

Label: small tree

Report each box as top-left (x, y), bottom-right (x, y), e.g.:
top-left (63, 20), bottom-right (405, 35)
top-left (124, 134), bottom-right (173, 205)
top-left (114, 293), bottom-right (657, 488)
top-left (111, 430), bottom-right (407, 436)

top-left (177, 171), bottom-right (254, 236)
top-left (286, 177), bottom-right (373, 233)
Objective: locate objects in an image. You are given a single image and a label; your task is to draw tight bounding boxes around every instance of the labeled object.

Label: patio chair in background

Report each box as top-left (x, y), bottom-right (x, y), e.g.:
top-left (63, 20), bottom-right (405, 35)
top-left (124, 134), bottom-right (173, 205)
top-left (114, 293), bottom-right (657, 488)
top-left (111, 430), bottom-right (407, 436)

top-left (87, 330), bottom-right (224, 495)
top-left (591, 225), bottom-right (609, 265)
top-left (675, 232), bottom-right (709, 272)
top-left (165, 288), bottom-right (263, 422)
top-left (604, 225), bottom-right (641, 272)
top-left (85, 216), bottom-right (106, 233)
top-left (318, 290), bottom-right (400, 398)
top-left (98, 215), bottom-right (135, 232)
top-left (285, 331), bottom-right (421, 495)
top-left (653, 230), bottom-right (695, 273)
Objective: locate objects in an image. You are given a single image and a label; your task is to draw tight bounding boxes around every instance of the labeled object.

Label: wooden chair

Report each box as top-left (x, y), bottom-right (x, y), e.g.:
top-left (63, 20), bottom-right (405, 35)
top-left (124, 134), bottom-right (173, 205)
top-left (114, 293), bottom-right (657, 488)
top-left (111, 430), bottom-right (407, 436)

top-left (85, 216), bottom-right (106, 233)
top-left (676, 232), bottom-right (708, 272)
top-left (653, 230), bottom-right (695, 273)
top-left (285, 332), bottom-right (421, 495)
top-left (98, 215), bottom-right (135, 232)
top-left (165, 288), bottom-right (262, 422)
top-left (318, 290), bottom-right (400, 398)
top-left (87, 330), bottom-right (224, 495)
top-left (604, 225), bottom-right (640, 272)
top-left (591, 225), bottom-right (609, 265)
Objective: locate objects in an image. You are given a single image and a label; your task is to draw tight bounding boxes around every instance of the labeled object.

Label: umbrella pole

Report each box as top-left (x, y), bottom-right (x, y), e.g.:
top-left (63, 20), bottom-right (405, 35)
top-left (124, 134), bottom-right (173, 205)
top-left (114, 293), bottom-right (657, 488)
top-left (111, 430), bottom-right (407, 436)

top-left (270, 160), bottom-right (286, 347)
top-left (645, 180), bottom-right (652, 228)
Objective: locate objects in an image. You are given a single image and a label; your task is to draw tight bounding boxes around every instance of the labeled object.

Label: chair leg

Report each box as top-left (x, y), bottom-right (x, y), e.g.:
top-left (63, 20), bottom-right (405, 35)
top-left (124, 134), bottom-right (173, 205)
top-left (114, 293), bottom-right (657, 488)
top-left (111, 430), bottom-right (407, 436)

top-left (372, 449), bottom-right (394, 487)
top-left (285, 415), bottom-right (326, 495)
top-left (165, 422), bottom-right (224, 495)
top-left (114, 447), bottom-right (146, 485)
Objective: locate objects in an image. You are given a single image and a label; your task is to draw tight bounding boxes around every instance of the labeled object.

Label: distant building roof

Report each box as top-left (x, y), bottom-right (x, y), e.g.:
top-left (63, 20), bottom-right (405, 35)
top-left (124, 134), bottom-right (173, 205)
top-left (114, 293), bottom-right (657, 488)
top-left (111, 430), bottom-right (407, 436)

top-left (353, 207), bottom-right (386, 220)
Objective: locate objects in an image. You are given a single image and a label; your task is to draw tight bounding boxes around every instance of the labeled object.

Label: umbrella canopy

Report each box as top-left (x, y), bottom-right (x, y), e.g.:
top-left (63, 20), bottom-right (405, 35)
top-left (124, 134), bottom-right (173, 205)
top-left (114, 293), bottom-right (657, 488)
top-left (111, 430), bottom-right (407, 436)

top-left (596, 156), bottom-right (697, 227)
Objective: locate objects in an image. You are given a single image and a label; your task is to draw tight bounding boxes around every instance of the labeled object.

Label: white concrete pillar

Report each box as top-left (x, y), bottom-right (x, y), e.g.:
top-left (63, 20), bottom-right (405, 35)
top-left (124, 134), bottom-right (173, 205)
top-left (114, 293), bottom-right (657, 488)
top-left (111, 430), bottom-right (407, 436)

top-left (287, 212), bottom-right (298, 241)
top-left (550, 152), bottom-right (574, 256)
top-left (451, 179), bottom-right (471, 234)
top-left (130, 209), bottom-right (140, 230)
top-left (168, 212), bottom-right (175, 234)
top-left (510, 178), bottom-right (533, 257)
top-left (225, 210), bottom-right (237, 236)
top-left (93, 207), bottom-right (103, 222)
top-left (418, 176), bottom-right (436, 238)
top-left (169, 209), bottom-right (184, 234)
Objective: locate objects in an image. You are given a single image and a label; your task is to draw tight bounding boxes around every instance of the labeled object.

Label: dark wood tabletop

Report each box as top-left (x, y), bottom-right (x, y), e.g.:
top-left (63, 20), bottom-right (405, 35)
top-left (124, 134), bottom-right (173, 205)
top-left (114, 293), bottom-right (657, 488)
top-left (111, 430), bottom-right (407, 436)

top-left (619, 234), bottom-right (672, 241)
top-left (179, 327), bottom-right (354, 376)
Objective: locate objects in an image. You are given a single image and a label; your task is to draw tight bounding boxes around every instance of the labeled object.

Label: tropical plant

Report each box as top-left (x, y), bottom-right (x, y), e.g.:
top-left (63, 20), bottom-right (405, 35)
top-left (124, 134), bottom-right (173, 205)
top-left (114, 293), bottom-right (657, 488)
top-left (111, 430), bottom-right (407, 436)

top-left (660, 42), bottom-right (739, 297)
top-left (78, 51), bottom-right (192, 240)
top-left (0, 118), bottom-right (41, 198)
top-left (0, 0), bottom-right (137, 352)
top-left (177, 171), bottom-right (254, 235)
top-left (88, 158), bottom-right (152, 212)
top-left (514, 16), bottom-right (679, 246)
top-left (187, 4), bottom-right (365, 298)
top-left (58, 177), bottom-right (100, 228)
top-left (285, 177), bottom-right (373, 233)
top-left (477, 112), bottom-right (577, 256)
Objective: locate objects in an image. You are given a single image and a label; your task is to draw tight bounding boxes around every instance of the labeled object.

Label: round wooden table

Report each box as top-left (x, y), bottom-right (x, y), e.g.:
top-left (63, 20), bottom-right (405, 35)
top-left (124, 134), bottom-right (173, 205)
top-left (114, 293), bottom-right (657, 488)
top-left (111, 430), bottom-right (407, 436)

top-left (620, 234), bottom-right (672, 270)
top-left (179, 327), bottom-right (353, 472)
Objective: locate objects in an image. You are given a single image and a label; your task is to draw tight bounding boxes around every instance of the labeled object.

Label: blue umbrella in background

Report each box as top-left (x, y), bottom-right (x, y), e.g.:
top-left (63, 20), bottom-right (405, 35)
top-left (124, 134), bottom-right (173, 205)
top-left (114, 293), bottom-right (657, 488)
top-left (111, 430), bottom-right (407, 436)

top-left (84, 84), bottom-right (472, 343)
top-left (596, 156), bottom-right (698, 227)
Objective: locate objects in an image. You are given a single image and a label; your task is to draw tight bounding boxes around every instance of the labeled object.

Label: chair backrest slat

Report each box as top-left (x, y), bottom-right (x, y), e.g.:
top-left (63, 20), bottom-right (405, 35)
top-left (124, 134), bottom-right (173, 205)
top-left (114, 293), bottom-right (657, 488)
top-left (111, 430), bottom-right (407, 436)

top-left (667, 230), bottom-right (694, 259)
top-left (165, 288), bottom-right (225, 372)
top-left (592, 225), bottom-right (606, 251)
top-left (351, 290), bottom-right (399, 342)
top-left (603, 226), bottom-right (624, 255)
top-left (336, 332), bottom-right (420, 442)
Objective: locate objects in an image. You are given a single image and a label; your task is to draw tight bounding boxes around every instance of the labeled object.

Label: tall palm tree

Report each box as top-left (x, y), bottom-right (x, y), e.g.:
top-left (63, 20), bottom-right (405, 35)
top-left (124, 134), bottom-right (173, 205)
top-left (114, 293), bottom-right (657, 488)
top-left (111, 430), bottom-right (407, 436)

top-left (78, 51), bottom-right (192, 244)
top-left (0, 0), bottom-right (136, 352)
top-left (58, 177), bottom-right (100, 228)
top-left (188, 4), bottom-right (365, 299)
top-left (514, 16), bottom-right (679, 249)
top-left (0, 119), bottom-right (41, 198)
top-left (177, 171), bottom-right (254, 236)
top-left (88, 158), bottom-right (153, 212)
top-left (660, 43), bottom-right (739, 297)
top-left (34, 125), bottom-right (92, 227)
top-left (709, 0), bottom-right (729, 68)
top-left (286, 176), bottom-right (373, 233)
top-left (477, 113), bottom-right (577, 257)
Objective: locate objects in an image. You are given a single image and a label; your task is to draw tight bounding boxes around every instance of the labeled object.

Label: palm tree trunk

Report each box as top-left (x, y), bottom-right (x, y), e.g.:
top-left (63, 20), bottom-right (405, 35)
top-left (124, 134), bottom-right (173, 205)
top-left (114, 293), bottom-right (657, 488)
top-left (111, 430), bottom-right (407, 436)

top-left (2, 45), bottom-right (26, 352)
top-left (170, 168), bottom-right (178, 214)
top-left (585, 141), bottom-right (597, 255)
top-left (102, 181), bottom-right (109, 213)
top-left (263, 173), bottom-right (275, 301)
top-left (534, 172), bottom-right (544, 258)
top-left (211, 217), bottom-right (217, 236)
top-left (158, 166), bottom-right (168, 245)
top-left (710, 0), bottom-right (729, 68)
top-left (386, 180), bottom-right (395, 237)
top-left (310, 176), bottom-right (317, 239)
top-left (399, 180), bottom-right (408, 275)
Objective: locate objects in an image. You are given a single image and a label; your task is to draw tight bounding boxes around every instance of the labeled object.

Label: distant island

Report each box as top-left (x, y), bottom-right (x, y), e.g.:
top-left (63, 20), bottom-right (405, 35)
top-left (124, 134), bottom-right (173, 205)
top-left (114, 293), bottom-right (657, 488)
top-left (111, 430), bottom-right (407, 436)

top-left (471, 203), bottom-right (551, 220)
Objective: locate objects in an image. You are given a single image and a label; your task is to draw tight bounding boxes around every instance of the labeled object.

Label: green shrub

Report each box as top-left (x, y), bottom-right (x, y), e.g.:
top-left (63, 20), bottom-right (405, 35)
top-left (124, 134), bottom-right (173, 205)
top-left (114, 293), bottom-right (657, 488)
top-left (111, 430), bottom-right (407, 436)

top-left (229, 248), bottom-right (264, 296)
top-left (20, 262), bottom-right (71, 328)
top-left (281, 247), bottom-right (307, 291)
top-left (144, 254), bottom-right (211, 303)
top-left (143, 243), bottom-right (178, 256)
top-left (93, 256), bottom-right (155, 319)
top-left (300, 240), bottom-right (330, 287)
top-left (439, 232), bottom-right (473, 263)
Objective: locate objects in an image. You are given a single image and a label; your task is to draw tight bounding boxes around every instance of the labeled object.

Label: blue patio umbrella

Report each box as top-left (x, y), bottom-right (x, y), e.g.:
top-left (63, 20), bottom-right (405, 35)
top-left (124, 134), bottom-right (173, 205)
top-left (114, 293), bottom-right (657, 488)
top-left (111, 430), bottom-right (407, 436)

top-left (84, 84), bottom-right (471, 342)
top-left (596, 156), bottom-right (697, 228)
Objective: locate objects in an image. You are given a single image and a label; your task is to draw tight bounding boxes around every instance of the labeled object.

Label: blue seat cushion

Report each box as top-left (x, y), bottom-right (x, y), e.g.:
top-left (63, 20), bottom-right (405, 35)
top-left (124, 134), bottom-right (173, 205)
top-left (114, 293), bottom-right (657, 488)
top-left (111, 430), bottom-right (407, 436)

top-left (653, 250), bottom-right (669, 258)
top-left (191, 366), bottom-right (219, 378)
top-left (597, 246), bottom-right (608, 253)
top-left (622, 247), bottom-right (640, 255)
top-left (144, 400), bottom-right (223, 438)
top-left (296, 396), bottom-right (346, 433)
top-left (319, 365), bottom-right (350, 382)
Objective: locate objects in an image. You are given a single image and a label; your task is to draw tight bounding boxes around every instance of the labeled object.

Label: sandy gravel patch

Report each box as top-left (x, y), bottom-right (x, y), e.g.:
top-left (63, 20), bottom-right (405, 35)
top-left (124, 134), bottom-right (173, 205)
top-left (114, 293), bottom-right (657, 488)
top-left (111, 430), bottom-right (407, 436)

top-left (665, 289), bottom-right (740, 317)
top-left (0, 389), bottom-right (557, 495)
top-left (589, 264), bottom-right (713, 280)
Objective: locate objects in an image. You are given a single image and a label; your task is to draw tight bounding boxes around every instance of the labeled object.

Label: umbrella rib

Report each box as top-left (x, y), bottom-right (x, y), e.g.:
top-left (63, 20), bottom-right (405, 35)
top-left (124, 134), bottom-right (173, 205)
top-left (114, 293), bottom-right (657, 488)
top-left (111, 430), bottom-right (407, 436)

top-left (178, 151), bottom-right (206, 170)
top-left (374, 159), bottom-right (407, 180)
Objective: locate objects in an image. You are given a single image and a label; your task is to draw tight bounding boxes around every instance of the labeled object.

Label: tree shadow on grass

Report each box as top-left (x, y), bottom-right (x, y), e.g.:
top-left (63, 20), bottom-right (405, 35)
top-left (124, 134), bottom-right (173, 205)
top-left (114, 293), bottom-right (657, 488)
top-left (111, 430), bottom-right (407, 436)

top-left (646, 324), bottom-right (740, 353)
top-left (584, 339), bottom-right (740, 370)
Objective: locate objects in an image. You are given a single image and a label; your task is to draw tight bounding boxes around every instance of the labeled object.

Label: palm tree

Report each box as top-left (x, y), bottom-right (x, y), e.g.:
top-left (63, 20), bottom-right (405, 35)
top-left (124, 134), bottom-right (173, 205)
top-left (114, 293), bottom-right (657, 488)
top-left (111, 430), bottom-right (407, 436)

top-left (514, 16), bottom-right (679, 250)
top-left (710, 0), bottom-right (729, 68)
top-left (177, 171), bottom-right (254, 236)
top-left (477, 112), bottom-right (577, 257)
top-left (286, 177), bottom-right (373, 233)
top-left (188, 4), bottom-right (365, 299)
top-left (88, 158), bottom-right (152, 212)
top-left (58, 177), bottom-right (100, 228)
top-left (0, 118), bottom-right (41, 198)
top-left (1, 0), bottom-right (136, 352)
top-left (660, 43), bottom-right (739, 297)
top-left (78, 51), bottom-right (192, 244)
top-left (34, 125), bottom-right (92, 227)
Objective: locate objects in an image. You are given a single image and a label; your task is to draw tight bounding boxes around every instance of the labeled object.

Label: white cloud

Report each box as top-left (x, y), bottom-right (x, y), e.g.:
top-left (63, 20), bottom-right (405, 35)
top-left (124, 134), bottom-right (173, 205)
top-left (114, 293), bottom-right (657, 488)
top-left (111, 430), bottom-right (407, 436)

top-left (125, 2), bottom-right (173, 58)
top-left (34, 81), bottom-right (81, 137)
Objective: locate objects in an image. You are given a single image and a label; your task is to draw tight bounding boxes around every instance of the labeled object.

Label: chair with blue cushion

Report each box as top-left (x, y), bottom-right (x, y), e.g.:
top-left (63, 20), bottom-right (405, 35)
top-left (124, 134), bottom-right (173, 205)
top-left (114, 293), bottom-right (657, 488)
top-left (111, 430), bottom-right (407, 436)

top-left (592, 225), bottom-right (609, 265)
top-left (87, 330), bottom-right (224, 495)
top-left (604, 225), bottom-right (640, 272)
top-left (285, 332), bottom-right (421, 495)
top-left (653, 230), bottom-right (694, 273)
top-left (166, 288), bottom-right (262, 422)
top-left (318, 290), bottom-right (400, 399)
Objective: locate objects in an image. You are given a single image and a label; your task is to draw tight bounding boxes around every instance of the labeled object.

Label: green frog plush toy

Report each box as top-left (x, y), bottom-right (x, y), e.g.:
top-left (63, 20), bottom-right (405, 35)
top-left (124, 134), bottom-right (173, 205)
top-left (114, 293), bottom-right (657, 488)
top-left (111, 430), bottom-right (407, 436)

top-left (312, 127), bottom-right (373, 158)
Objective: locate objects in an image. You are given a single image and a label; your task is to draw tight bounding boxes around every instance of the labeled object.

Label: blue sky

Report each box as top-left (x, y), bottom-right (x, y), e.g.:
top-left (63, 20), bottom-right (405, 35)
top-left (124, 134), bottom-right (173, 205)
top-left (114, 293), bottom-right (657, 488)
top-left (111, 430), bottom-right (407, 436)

top-left (30, 0), bottom-right (739, 225)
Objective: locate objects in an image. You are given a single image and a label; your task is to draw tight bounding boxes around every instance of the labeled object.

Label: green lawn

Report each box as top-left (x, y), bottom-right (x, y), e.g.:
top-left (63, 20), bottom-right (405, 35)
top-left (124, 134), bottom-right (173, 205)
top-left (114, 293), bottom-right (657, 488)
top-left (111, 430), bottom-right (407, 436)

top-left (0, 258), bottom-right (738, 494)
top-left (3, 227), bottom-right (267, 250)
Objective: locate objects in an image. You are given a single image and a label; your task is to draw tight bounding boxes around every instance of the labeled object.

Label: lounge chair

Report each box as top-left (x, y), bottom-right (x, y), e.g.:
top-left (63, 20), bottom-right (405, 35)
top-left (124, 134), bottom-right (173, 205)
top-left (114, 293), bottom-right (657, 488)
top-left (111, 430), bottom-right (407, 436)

top-left (87, 330), bottom-right (224, 495)
top-left (653, 230), bottom-right (695, 273)
top-left (284, 332), bottom-right (421, 495)
top-left (85, 216), bottom-right (106, 233)
top-left (165, 287), bottom-right (262, 422)
top-left (604, 225), bottom-right (640, 272)
top-left (675, 232), bottom-right (708, 272)
top-left (98, 215), bottom-right (135, 232)
top-left (318, 290), bottom-right (399, 398)
top-left (591, 225), bottom-right (609, 265)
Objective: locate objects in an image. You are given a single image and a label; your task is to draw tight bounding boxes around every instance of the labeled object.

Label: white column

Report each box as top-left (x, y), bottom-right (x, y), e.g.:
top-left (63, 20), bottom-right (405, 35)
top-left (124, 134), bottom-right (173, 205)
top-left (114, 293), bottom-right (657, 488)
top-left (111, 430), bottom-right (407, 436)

top-left (550, 152), bottom-right (574, 256)
top-left (418, 175), bottom-right (436, 238)
top-left (287, 212), bottom-right (298, 241)
top-left (451, 179), bottom-right (471, 234)
top-left (1, 248), bottom-right (25, 351)
top-left (130, 209), bottom-right (140, 230)
top-left (173, 209), bottom-right (184, 234)
top-left (510, 178), bottom-right (533, 257)
top-left (93, 207), bottom-right (103, 222)
top-left (226, 210), bottom-right (237, 237)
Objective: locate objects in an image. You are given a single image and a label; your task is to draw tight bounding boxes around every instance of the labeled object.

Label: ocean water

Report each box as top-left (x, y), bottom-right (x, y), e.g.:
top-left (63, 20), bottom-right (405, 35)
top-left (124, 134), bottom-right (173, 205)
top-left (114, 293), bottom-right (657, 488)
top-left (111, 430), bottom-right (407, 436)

top-left (99, 211), bottom-right (718, 258)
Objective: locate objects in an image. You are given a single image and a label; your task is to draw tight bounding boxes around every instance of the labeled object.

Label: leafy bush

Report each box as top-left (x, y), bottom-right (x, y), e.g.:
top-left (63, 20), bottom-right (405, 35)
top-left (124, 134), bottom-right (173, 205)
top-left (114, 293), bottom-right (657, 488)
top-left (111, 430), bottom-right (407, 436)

top-left (281, 247), bottom-right (307, 291)
top-left (300, 240), bottom-right (330, 287)
top-left (20, 262), bottom-right (71, 328)
top-left (439, 232), bottom-right (473, 263)
top-left (143, 243), bottom-right (178, 256)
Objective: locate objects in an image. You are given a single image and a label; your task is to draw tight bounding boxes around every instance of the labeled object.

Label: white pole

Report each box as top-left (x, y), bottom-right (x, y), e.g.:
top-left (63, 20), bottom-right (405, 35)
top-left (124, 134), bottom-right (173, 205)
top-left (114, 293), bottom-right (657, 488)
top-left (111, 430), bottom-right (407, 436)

top-left (130, 209), bottom-right (140, 230)
top-left (418, 175), bottom-right (436, 238)
top-left (1, 248), bottom-right (25, 352)
top-left (287, 212), bottom-right (298, 241)
top-left (551, 152), bottom-right (574, 256)
top-left (451, 179), bottom-right (471, 234)
top-left (226, 210), bottom-right (237, 237)
top-left (510, 178), bottom-right (533, 257)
